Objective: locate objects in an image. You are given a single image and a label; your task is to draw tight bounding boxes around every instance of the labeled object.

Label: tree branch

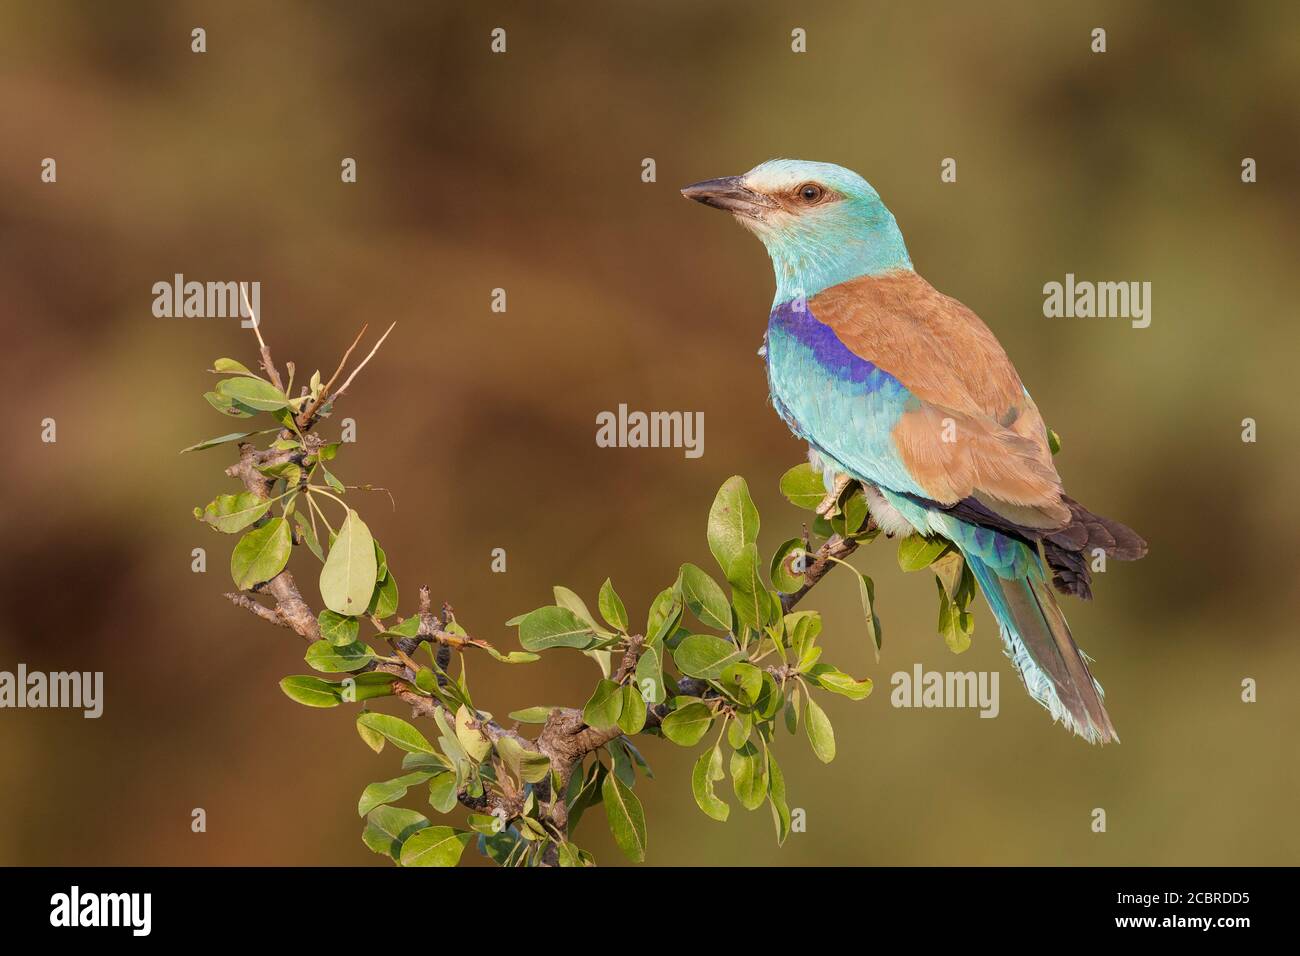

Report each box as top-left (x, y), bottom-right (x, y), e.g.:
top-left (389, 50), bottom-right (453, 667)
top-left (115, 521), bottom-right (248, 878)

top-left (213, 326), bottom-right (860, 856)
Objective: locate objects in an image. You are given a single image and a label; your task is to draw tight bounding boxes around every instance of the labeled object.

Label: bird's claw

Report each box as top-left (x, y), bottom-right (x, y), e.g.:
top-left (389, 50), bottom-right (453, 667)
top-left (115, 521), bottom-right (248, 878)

top-left (815, 475), bottom-right (853, 517)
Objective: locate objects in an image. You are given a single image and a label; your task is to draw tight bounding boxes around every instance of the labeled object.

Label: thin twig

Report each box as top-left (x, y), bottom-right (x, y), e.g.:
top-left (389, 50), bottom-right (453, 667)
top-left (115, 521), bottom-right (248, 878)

top-left (329, 322), bottom-right (396, 403)
top-left (297, 324), bottom-right (369, 426)
top-left (240, 281), bottom-right (285, 392)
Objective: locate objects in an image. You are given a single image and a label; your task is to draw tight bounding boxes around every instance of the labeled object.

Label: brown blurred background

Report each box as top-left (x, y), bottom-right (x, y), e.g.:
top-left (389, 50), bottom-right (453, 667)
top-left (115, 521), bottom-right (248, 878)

top-left (1, 0), bottom-right (1297, 866)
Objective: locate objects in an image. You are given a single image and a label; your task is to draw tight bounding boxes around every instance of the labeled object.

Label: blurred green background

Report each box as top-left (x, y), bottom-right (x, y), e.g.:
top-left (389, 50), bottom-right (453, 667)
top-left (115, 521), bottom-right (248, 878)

top-left (1, 0), bottom-right (1297, 866)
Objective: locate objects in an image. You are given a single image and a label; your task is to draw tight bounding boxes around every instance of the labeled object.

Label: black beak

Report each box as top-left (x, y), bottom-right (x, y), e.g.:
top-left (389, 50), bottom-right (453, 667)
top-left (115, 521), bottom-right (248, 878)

top-left (680, 176), bottom-right (776, 220)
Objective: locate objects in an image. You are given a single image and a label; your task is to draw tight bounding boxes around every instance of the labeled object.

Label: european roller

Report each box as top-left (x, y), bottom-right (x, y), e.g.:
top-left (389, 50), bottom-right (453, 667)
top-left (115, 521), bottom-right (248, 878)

top-left (683, 159), bottom-right (1146, 743)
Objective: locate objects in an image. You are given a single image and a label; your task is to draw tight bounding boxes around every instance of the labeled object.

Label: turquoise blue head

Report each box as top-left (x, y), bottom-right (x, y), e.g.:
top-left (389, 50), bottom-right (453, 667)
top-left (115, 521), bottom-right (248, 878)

top-left (682, 159), bottom-right (911, 303)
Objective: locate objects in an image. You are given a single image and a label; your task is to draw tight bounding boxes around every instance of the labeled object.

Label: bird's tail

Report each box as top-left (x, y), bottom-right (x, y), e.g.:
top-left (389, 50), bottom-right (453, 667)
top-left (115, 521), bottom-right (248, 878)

top-left (963, 546), bottom-right (1119, 744)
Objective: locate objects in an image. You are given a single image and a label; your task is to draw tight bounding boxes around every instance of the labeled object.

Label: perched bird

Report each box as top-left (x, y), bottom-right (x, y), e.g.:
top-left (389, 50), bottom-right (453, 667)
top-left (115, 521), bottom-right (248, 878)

top-left (683, 159), bottom-right (1146, 743)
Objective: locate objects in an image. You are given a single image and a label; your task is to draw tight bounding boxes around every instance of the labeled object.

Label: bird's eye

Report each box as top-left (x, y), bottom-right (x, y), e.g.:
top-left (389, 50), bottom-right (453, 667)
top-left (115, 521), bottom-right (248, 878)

top-left (798, 183), bottom-right (823, 203)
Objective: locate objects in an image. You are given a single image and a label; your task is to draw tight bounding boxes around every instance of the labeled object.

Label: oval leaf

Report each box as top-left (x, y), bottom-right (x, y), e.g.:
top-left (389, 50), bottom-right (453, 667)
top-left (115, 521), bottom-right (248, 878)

top-left (356, 712), bottom-right (435, 754)
top-left (279, 675), bottom-right (341, 708)
top-left (679, 563), bottom-right (732, 632)
top-left (779, 462), bottom-right (827, 510)
top-left (318, 609), bottom-right (360, 647)
top-left (200, 492), bottom-right (270, 533)
top-left (216, 376), bottom-right (289, 411)
top-left (230, 517), bottom-right (291, 590)
top-left (516, 606), bottom-right (596, 651)
top-left (707, 476), bottom-right (759, 576)
top-left (598, 578), bottom-right (629, 632)
top-left (320, 510), bottom-right (378, 615)
top-left (660, 701), bottom-right (714, 746)
top-left (601, 772), bottom-right (647, 863)
top-left (304, 639), bottom-right (374, 673)
top-left (672, 634), bottom-right (742, 680)
top-left (400, 826), bottom-right (473, 867)
top-left (582, 679), bottom-right (624, 730)
top-left (805, 696), bottom-right (836, 763)
top-left (691, 744), bottom-right (730, 821)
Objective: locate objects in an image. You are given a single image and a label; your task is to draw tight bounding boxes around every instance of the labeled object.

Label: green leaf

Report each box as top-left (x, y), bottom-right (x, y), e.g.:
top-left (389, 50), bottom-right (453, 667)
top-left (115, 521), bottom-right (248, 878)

top-left (727, 711), bottom-right (752, 748)
top-left (358, 772), bottom-right (436, 816)
top-left (319, 509), bottom-right (378, 615)
top-left (1047, 425), bottom-right (1062, 455)
top-left (386, 614), bottom-right (421, 638)
top-left (199, 492), bottom-right (270, 533)
top-left (428, 772), bottom-right (459, 813)
top-left (936, 577), bottom-right (974, 654)
top-left (617, 683), bottom-right (647, 735)
top-left (582, 679), bottom-right (624, 730)
top-left (932, 551), bottom-right (965, 600)
top-left (805, 697), bottom-right (836, 763)
top-left (707, 476), bottom-right (760, 576)
top-left (601, 772), bottom-right (647, 863)
top-left (516, 606), bottom-right (596, 651)
top-left (361, 806), bottom-right (430, 860)
top-left (357, 716), bottom-right (386, 753)
top-left (769, 537), bottom-right (806, 593)
top-left (784, 687), bottom-right (801, 734)
top-left (768, 751), bottom-right (791, 844)
top-left (778, 462), bottom-right (827, 510)
top-left (855, 571), bottom-right (884, 654)
top-left (691, 744), bottom-right (730, 822)
top-left (725, 543), bottom-right (766, 630)
top-left (645, 588), bottom-right (683, 647)
top-left (786, 610), bottom-right (823, 662)
top-left (672, 634), bottom-right (743, 680)
top-left (483, 646), bottom-right (540, 664)
top-left (566, 763), bottom-right (605, 832)
top-left (678, 563), bottom-right (732, 632)
top-left (507, 706), bottom-right (555, 723)
top-left (897, 534), bottom-right (952, 572)
top-left (304, 639), bottom-right (373, 673)
top-left (597, 578), bottom-right (629, 632)
top-left (660, 701), bottom-right (714, 746)
top-left (730, 741), bottom-right (768, 811)
top-left (807, 663), bottom-right (874, 701)
top-left (719, 662), bottom-right (763, 704)
top-left (556, 841), bottom-right (583, 867)
top-left (401, 752), bottom-right (446, 772)
top-left (179, 429), bottom-right (266, 454)
top-left (213, 357), bottom-right (255, 375)
top-left (356, 712), bottom-right (435, 754)
top-left (293, 511), bottom-right (324, 561)
top-left (634, 644), bottom-right (666, 704)
top-left (554, 586), bottom-right (614, 638)
top-left (495, 735), bottom-right (551, 783)
top-left (215, 376), bottom-right (289, 411)
top-left (317, 610), bottom-right (360, 647)
top-left (399, 826), bottom-right (472, 867)
top-left (320, 464), bottom-right (345, 494)
top-left (347, 672), bottom-right (399, 702)
top-left (203, 391), bottom-right (254, 418)
top-left (230, 517), bottom-right (291, 589)
top-left (830, 489), bottom-right (869, 537)
top-left (754, 671), bottom-right (783, 720)
top-left (279, 675), bottom-right (341, 708)
top-left (455, 706), bottom-right (492, 763)
top-left (368, 568), bottom-right (399, 618)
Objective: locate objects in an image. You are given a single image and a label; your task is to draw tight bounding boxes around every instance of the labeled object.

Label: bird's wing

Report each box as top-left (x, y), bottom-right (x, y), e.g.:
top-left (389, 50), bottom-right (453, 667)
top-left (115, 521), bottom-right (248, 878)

top-left (778, 270), bottom-right (1068, 530)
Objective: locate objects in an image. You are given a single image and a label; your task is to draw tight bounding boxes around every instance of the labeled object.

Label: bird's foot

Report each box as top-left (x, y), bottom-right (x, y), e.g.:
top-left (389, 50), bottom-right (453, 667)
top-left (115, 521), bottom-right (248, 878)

top-left (815, 475), bottom-right (853, 518)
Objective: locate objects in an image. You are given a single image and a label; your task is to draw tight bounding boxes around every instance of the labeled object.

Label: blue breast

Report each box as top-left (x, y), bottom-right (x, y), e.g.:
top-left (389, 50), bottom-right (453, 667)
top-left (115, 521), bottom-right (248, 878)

top-left (765, 298), bottom-right (924, 498)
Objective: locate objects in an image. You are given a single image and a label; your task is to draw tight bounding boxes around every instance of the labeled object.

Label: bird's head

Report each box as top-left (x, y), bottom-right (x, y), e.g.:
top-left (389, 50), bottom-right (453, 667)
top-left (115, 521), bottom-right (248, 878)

top-left (682, 159), bottom-right (911, 302)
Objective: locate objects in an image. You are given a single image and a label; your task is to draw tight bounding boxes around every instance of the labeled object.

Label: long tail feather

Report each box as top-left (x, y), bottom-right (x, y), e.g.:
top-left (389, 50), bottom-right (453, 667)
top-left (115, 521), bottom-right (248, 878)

top-left (964, 549), bottom-right (1119, 744)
